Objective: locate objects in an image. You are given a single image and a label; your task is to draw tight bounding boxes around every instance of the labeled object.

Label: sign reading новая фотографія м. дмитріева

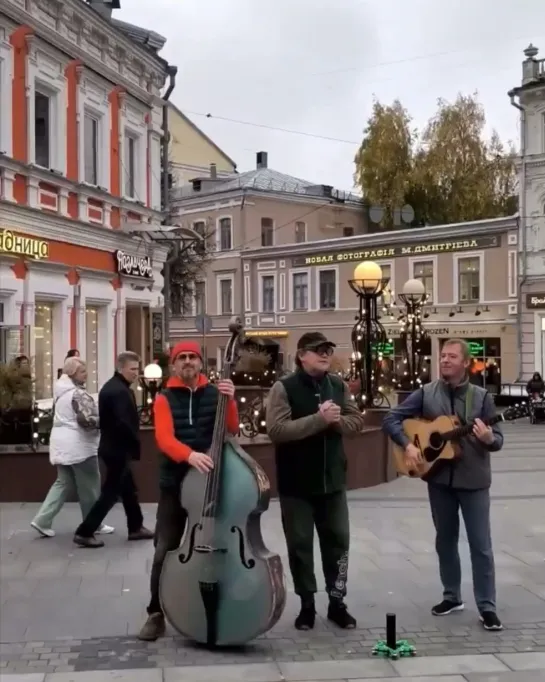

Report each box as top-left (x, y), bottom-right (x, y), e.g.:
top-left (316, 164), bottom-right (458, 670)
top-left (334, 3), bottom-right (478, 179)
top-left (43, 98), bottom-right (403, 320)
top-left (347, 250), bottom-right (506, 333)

top-left (292, 235), bottom-right (500, 267)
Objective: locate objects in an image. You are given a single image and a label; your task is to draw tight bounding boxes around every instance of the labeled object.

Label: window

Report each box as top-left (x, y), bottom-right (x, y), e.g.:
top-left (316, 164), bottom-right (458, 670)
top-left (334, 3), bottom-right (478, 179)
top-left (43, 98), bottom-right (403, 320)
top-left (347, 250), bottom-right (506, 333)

top-left (195, 281), bottom-right (206, 315)
top-left (34, 303), bottom-right (54, 400)
top-left (458, 257), bottom-right (480, 302)
top-left (124, 133), bottom-right (137, 198)
top-left (193, 221), bottom-right (206, 238)
top-left (219, 278), bottom-right (233, 314)
top-left (292, 272), bottom-right (308, 310)
top-left (261, 275), bottom-right (275, 312)
top-left (319, 269), bottom-right (336, 309)
top-left (218, 218), bottom-right (232, 251)
top-left (413, 260), bottom-right (434, 302)
top-left (192, 221), bottom-right (207, 254)
top-left (379, 263), bottom-right (392, 307)
top-left (295, 222), bottom-right (306, 243)
top-left (440, 337), bottom-right (501, 393)
top-left (35, 91), bottom-right (51, 168)
top-left (261, 218), bottom-right (274, 247)
top-left (84, 114), bottom-right (99, 185)
top-left (343, 226), bottom-right (354, 237)
top-left (85, 306), bottom-right (99, 394)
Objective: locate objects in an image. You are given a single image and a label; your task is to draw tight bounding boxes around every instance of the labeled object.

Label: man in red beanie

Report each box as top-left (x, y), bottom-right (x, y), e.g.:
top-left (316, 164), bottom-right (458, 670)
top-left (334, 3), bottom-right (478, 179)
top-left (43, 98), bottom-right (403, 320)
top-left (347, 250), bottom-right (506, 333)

top-left (138, 340), bottom-right (239, 641)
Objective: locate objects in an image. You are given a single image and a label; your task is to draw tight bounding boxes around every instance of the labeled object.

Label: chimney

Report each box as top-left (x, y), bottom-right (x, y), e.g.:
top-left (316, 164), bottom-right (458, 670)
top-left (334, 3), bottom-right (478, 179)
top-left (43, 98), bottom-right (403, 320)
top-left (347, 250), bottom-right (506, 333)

top-left (210, 163), bottom-right (217, 179)
top-left (256, 151), bottom-right (268, 169)
top-left (86, 0), bottom-right (120, 21)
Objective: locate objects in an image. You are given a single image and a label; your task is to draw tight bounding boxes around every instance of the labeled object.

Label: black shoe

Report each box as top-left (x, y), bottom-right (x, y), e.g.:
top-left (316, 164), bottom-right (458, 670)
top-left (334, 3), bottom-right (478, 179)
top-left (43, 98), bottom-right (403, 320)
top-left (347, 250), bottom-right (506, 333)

top-left (480, 611), bottom-right (503, 630)
top-left (128, 527), bottom-right (154, 541)
top-left (73, 534), bottom-right (104, 548)
top-left (431, 599), bottom-right (464, 616)
top-left (327, 600), bottom-right (357, 629)
top-left (295, 602), bottom-right (316, 630)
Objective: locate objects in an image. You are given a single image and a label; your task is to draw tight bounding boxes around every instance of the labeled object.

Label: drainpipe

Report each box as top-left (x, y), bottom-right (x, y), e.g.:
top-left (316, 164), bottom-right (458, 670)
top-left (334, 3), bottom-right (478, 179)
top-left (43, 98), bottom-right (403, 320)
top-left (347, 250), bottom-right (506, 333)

top-left (161, 65), bottom-right (178, 348)
top-left (509, 91), bottom-right (527, 380)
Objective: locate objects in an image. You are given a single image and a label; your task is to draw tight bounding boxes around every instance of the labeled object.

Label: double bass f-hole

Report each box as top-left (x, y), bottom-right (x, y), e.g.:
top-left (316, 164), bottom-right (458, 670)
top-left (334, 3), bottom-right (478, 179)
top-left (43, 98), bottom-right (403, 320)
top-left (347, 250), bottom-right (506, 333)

top-left (178, 522), bottom-right (228, 563)
top-left (231, 526), bottom-right (256, 569)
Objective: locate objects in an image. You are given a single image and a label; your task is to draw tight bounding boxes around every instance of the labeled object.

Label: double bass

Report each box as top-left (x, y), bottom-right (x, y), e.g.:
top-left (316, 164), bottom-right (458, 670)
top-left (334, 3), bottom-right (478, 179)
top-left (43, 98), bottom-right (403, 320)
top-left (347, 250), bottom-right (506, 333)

top-left (159, 318), bottom-right (287, 647)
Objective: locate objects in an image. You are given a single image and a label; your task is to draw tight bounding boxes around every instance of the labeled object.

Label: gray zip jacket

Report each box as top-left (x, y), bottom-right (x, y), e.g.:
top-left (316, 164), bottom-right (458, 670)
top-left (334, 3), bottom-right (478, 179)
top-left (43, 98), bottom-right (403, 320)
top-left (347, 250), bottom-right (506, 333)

top-left (382, 379), bottom-right (503, 490)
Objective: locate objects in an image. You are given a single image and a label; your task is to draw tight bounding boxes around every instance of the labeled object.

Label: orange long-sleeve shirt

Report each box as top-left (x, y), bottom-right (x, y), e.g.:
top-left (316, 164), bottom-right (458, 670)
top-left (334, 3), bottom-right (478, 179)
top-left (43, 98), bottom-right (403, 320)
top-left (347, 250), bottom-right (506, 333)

top-left (154, 375), bottom-right (240, 463)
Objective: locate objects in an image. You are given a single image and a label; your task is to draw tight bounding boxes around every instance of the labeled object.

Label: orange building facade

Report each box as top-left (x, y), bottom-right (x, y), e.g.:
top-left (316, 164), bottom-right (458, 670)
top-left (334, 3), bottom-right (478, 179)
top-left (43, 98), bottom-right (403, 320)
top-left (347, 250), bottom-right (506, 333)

top-left (0, 2), bottom-right (171, 398)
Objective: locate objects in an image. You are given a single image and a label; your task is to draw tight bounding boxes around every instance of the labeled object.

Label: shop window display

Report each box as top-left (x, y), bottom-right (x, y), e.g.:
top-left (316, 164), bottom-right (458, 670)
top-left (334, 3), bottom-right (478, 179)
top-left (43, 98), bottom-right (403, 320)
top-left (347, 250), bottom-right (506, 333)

top-left (85, 306), bottom-right (99, 393)
top-left (34, 304), bottom-right (54, 399)
top-left (439, 337), bottom-right (501, 393)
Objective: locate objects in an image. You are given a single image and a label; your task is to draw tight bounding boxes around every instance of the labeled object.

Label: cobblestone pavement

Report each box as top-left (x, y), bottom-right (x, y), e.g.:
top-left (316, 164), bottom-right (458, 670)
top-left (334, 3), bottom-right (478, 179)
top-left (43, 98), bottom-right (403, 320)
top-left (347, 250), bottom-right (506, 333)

top-left (1, 423), bottom-right (544, 677)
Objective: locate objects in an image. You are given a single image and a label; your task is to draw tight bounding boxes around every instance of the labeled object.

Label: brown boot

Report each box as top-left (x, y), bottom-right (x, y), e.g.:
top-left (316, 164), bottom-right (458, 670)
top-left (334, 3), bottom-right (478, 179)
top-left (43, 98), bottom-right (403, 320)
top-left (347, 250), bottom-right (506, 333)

top-left (138, 612), bottom-right (165, 641)
top-left (128, 527), bottom-right (154, 541)
top-left (73, 534), bottom-right (105, 548)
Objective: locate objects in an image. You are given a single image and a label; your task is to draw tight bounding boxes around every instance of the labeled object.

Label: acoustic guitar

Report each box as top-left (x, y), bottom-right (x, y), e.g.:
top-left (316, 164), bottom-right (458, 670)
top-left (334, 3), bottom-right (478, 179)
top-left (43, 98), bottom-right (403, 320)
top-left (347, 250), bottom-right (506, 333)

top-left (392, 402), bottom-right (529, 479)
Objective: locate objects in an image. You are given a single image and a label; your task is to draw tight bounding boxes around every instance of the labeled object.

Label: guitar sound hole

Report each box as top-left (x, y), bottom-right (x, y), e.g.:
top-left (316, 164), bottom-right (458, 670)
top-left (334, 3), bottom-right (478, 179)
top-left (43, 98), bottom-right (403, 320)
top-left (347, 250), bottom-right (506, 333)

top-left (428, 432), bottom-right (444, 450)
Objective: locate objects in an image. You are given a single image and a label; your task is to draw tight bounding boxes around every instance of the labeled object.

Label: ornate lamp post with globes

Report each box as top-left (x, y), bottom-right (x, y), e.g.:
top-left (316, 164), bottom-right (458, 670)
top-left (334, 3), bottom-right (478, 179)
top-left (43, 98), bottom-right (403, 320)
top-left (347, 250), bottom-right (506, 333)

top-left (397, 278), bottom-right (429, 395)
top-left (348, 260), bottom-right (391, 410)
top-left (139, 362), bottom-right (164, 425)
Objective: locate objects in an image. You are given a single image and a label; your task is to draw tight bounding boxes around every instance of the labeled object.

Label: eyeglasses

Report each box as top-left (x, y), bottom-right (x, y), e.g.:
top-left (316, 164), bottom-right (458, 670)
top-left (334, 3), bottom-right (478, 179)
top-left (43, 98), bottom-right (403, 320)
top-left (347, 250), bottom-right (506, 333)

top-left (177, 354), bottom-right (199, 362)
top-left (305, 345), bottom-right (334, 357)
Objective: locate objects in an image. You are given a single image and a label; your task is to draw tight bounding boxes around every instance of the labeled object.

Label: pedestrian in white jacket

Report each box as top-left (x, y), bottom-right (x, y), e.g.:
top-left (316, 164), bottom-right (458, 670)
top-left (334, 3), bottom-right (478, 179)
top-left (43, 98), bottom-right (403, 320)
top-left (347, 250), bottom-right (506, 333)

top-left (31, 357), bottom-right (114, 538)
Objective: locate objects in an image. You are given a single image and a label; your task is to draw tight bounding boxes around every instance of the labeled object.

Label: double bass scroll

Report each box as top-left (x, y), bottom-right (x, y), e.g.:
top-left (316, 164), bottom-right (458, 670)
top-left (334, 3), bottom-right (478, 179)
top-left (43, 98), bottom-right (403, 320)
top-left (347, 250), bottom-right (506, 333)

top-left (159, 316), bottom-right (287, 647)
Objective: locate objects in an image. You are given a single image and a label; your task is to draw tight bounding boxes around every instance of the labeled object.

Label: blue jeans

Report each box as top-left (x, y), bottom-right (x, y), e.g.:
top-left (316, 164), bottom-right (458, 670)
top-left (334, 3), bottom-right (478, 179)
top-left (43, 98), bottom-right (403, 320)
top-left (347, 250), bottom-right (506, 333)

top-left (428, 484), bottom-right (496, 613)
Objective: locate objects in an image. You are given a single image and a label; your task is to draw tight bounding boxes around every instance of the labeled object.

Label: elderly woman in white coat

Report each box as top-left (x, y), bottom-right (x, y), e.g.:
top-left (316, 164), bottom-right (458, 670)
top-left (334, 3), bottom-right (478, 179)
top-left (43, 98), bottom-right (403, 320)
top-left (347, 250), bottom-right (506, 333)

top-left (31, 357), bottom-right (114, 537)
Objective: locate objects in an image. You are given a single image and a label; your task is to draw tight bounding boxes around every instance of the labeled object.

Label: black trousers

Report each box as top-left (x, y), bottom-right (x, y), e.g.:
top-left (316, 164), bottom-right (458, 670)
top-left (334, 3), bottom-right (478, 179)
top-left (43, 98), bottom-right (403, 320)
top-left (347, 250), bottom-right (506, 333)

top-left (147, 487), bottom-right (187, 615)
top-left (279, 490), bottom-right (350, 600)
top-left (75, 458), bottom-right (144, 537)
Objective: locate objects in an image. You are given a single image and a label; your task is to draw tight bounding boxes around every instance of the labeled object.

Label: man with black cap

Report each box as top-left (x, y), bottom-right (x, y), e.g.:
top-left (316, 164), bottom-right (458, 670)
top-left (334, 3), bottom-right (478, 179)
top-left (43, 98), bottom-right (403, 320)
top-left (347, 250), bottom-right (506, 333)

top-left (138, 340), bottom-right (239, 641)
top-left (266, 332), bottom-right (366, 631)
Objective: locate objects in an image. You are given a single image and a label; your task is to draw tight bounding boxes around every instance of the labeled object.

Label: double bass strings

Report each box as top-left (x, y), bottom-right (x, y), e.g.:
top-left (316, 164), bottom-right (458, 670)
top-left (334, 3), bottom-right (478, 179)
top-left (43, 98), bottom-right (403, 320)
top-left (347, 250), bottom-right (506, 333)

top-left (199, 373), bottom-right (230, 545)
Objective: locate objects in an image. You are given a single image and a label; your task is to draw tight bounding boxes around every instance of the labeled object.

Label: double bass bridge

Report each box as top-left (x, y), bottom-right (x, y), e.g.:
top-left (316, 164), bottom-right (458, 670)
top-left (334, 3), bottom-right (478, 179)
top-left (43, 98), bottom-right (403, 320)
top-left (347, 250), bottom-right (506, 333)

top-left (195, 544), bottom-right (227, 555)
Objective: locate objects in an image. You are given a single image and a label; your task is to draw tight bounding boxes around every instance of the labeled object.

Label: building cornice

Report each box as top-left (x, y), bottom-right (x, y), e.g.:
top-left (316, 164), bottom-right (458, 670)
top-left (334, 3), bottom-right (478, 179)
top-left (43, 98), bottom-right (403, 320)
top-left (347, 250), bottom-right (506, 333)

top-left (171, 186), bottom-right (363, 214)
top-left (0, 201), bottom-right (170, 262)
top-left (2, 0), bottom-right (168, 103)
top-left (241, 216), bottom-right (518, 259)
top-left (0, 156), bottom-right (163, 220)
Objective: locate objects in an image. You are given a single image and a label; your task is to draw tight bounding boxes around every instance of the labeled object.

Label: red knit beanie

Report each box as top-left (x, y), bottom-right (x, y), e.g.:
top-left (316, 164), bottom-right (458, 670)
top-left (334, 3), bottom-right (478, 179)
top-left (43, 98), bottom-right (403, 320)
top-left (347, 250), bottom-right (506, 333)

top-left (170, 341), bottom-right (203, 363)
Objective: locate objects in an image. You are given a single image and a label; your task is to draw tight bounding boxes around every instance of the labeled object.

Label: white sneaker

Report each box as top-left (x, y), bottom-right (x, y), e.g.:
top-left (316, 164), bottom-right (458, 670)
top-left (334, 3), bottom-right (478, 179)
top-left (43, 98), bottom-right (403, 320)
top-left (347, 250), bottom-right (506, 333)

top-left (31, 521), bottom-right (55, 538)
top-left (97, 524), bottom-right (115, 535)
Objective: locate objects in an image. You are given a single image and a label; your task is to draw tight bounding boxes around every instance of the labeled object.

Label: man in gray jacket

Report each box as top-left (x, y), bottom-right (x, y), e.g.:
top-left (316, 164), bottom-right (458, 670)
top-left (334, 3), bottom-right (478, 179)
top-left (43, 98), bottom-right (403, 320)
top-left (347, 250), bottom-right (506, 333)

top-left (382, 338), bottom-right (504, 631)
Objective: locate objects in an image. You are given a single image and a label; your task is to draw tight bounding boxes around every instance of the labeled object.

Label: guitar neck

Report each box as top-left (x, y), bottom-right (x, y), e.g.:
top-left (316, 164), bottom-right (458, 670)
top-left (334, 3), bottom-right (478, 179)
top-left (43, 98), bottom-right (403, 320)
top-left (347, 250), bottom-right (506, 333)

top-left (444, 413), bottom-right (503, 442)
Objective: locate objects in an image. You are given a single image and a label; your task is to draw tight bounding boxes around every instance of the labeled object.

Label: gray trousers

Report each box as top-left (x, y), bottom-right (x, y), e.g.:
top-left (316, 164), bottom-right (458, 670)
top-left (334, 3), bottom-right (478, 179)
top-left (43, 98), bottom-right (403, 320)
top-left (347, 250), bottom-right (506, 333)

top-left (33, 458), bottom-right (101, 529)
top-left (428, 484), bottom-right (496, 613)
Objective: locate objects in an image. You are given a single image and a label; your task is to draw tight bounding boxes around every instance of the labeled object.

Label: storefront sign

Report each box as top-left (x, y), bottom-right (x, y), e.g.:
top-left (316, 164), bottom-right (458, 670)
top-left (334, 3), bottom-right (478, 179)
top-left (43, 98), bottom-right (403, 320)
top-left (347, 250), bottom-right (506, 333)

top-left (151, 311), bottom-right (164, 356)
top-left (526, 293), bottom-right (545, 309)
top-left (115, 250), bottom-right (153, 279)
top-left (292, 235), bottom-right (500, 267)
top-left (247, 330), bottom-right (288, 338)
top-left (384, 325), bottom-right (508, 339)
top-left (0, 230), bottom-right (49, 260)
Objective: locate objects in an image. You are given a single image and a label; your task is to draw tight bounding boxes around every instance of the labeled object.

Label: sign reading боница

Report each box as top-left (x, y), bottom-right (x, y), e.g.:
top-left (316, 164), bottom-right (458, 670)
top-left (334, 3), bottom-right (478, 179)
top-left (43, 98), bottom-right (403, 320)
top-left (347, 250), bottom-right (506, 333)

top-left (292, 235), bottom-right (500, 267)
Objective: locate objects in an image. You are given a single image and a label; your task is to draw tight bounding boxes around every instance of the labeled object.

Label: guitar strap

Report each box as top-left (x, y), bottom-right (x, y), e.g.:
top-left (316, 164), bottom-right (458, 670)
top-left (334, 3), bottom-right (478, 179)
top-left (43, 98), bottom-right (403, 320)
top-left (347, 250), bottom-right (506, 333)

top-left (464, 382), bottom-right (475, 424)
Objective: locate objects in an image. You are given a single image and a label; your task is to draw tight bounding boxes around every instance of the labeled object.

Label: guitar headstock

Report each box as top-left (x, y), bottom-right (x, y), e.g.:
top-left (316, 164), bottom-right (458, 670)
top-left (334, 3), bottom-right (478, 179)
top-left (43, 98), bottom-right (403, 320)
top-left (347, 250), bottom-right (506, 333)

top-left (222, 316), bottom-right (245, 378)
top-left (502, 402), bottom-right (530, 422)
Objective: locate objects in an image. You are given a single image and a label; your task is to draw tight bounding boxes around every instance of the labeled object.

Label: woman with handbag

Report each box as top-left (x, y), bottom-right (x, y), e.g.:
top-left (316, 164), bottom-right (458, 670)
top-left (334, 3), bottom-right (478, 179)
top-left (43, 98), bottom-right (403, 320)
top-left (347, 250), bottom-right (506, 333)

top-left (31, 357), bottom-right (114, 538)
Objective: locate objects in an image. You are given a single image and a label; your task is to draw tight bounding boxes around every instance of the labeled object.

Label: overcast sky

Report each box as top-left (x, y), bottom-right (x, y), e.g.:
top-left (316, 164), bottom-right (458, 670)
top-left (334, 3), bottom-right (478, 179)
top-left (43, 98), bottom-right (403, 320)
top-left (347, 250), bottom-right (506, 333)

top-left (118, 0), bottom-right (544, 192)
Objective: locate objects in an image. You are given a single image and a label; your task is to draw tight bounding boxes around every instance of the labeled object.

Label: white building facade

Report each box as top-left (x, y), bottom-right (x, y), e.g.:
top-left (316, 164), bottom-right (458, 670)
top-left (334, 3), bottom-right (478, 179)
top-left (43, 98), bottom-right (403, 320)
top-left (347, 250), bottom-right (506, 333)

top-left (0, 0), bottom-right (171, 399)
top-left (510, 44), bottom-right (545, 379)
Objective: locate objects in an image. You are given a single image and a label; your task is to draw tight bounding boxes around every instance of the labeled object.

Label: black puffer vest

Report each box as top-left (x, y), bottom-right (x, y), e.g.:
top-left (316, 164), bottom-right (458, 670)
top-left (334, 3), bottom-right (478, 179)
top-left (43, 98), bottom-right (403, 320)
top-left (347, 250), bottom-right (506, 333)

top-left (275, 369), bottom-right (347, 497)
top-left (159, 384), bottom-right (218, 489)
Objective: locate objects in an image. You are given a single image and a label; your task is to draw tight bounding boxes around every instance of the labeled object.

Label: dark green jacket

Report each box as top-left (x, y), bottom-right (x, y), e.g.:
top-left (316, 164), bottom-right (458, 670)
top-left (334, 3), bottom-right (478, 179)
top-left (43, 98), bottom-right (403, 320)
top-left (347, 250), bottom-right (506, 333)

top-left (266, 369), bottom-right (364, 497)
top-left (159, 383), bottom-right (218, 489)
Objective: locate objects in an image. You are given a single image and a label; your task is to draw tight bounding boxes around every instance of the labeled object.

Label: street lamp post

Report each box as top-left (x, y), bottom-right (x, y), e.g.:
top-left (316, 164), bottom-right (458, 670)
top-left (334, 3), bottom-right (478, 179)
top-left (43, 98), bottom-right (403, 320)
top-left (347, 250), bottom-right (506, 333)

top-left (348, 260), bottom-right (390, 410)
top-left (398, 278), bottom-right (429, 392)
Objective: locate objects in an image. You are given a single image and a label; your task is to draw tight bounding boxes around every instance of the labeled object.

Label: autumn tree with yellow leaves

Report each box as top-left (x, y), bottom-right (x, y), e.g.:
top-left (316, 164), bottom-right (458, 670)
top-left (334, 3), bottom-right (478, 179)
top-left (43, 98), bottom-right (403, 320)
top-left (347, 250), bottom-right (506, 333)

top-left (354, 93), bottom-right (518, 228)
